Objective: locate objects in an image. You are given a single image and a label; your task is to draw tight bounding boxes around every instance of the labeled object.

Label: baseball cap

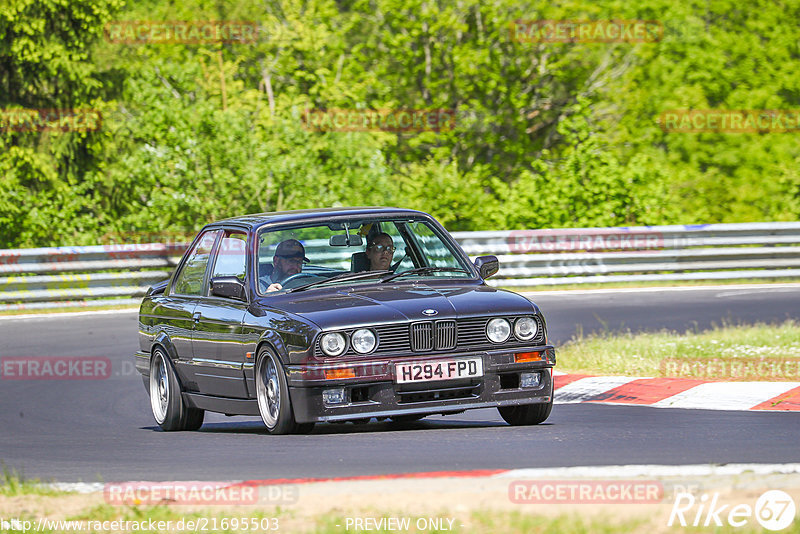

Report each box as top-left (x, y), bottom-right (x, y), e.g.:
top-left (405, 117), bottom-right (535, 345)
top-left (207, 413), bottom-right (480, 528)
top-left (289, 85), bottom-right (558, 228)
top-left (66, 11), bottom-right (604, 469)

top-left (274, 239), bottom-right (310, 263)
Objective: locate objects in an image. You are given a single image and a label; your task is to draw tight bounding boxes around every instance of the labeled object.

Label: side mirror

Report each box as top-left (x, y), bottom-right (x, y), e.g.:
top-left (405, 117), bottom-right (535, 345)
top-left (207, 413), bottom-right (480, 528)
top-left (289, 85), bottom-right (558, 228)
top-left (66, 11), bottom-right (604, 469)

top-left (210, 276), bottom-right (248, 301)
top-left (474, 255), bottom-right (499, 279)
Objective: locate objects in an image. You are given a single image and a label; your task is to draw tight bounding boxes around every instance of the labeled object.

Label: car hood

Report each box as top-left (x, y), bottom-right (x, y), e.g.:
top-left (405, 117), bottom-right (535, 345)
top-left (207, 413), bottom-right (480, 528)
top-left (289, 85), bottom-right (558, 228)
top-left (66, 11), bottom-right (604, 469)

top-left (267, 283), bottom-right (537, 330)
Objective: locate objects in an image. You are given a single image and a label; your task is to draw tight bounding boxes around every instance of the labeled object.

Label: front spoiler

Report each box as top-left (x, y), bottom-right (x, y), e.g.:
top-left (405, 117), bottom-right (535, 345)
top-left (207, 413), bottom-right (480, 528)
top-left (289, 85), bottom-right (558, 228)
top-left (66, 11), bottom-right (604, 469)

top-left (135, 346), bottom-right (555, 424)
top-left (289, 365), bottom-right (554, 423)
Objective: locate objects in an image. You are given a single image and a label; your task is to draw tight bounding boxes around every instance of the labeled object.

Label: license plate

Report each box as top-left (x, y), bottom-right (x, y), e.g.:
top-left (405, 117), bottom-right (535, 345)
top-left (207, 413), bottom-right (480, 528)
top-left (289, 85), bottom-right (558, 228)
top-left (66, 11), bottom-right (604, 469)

top-left (395, 357), bottom-right (483, 384)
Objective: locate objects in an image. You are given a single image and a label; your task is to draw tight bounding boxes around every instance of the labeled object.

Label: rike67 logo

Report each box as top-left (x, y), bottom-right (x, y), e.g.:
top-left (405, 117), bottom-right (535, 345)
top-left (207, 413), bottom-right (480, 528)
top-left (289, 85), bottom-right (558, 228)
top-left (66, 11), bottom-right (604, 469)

top-left (669, 490), bottom-right (796, 531)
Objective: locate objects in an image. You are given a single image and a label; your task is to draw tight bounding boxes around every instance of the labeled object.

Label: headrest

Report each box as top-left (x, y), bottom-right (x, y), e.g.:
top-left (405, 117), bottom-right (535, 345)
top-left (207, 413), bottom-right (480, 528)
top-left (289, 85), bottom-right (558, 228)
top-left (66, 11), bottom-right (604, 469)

top-left (350, 252), bottom-right (369, 272)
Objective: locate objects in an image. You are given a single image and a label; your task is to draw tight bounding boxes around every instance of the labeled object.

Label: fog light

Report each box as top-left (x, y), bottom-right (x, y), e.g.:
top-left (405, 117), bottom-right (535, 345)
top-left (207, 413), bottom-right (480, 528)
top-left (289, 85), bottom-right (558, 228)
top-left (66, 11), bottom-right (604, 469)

top-left (323, 388), bottom-right (348, 405)
top-left (520, 372), bottom-right (541, 388)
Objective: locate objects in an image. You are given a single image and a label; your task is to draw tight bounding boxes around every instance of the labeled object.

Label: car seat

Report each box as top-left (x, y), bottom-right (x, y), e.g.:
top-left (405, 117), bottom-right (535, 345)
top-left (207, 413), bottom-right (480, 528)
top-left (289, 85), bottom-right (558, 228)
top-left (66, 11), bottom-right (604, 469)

top-left (350, 252), bottom-right (369, 272)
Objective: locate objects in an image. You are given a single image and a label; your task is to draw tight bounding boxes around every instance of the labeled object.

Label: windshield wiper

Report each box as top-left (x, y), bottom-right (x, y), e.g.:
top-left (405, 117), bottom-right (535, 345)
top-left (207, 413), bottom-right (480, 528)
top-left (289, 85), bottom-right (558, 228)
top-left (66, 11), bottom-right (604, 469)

top-left (380, 267), bottom-right (470, 283)
top-left (285, 270), bottom-right (391, 293)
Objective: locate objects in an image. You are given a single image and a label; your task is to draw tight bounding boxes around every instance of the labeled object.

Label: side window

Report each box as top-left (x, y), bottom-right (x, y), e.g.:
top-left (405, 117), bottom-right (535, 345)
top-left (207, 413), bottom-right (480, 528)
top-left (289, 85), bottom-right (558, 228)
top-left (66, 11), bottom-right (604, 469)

top-left (172, 230), bottom-right (220, 296)
top-left (408, 222), bottom-right (462, 269)
top-left (383, 223), bottom-right (414, 271)
top-left (211, 232), bottom-right (247, 283)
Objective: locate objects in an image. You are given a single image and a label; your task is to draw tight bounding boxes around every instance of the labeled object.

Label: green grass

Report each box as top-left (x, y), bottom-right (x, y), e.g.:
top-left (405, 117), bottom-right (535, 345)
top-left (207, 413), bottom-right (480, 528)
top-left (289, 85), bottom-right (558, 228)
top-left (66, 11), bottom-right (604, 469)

top-left (556, 320), bottom-right (800, 378)
top-left (0, 465), bottom-right (63, 497)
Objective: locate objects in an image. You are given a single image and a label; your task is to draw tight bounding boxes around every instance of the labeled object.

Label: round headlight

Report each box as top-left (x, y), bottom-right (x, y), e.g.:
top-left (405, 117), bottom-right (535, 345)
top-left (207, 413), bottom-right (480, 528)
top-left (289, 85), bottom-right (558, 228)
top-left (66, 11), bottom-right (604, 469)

top-left (320, 332), bottom-right (346, 356)
top-left (351, 328), bottom-right (377, 354)
top-left (486, 318), bottom-right (511, 343)
top-left (514, 317), bottom-right (538, 341)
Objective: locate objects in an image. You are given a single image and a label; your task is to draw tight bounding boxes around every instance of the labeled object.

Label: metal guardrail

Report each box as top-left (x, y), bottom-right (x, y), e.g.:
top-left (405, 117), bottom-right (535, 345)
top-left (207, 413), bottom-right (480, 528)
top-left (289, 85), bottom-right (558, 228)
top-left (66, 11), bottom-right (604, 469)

top-left (1, 222), bottom-right (799, 310)
top-left (453, 222), bottom-right (800, 287)
top-left (0, 244), bottom-right (186, 311)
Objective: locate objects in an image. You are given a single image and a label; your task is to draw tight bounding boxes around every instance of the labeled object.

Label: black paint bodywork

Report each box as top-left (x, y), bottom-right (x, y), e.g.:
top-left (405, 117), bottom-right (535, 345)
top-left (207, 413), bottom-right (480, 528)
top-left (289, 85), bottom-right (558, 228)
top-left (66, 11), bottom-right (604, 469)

top-left (135, 207), bottom-right (556, 424)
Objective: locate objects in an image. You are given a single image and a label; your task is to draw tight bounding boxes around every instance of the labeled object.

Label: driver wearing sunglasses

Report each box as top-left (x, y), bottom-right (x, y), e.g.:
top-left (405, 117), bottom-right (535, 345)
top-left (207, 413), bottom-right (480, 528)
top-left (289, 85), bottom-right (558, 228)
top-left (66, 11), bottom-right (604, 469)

top-left (366, 232), bottom-right (396, 271)
top-left (265, 239), bottom-right (309, 292)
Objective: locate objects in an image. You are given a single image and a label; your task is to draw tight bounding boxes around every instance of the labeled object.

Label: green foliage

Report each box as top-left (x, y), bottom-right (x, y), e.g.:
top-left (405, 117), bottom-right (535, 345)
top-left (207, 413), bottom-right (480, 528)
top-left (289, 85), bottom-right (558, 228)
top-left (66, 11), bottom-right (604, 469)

top-left (1, 0), bottom-right (799, 247)
top-left (0, 0), bottom-right (123, 246)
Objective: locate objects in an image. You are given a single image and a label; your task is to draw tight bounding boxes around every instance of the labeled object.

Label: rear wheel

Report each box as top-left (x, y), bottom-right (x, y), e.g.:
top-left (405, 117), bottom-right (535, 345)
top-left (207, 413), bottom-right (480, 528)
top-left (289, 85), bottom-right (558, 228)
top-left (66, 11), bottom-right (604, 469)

top-left (149, 348), bottom-right (204, 431)
top-left (256, 347), bottom-right (311, 435)
top-left (498, 400), bottom-right (553, 426)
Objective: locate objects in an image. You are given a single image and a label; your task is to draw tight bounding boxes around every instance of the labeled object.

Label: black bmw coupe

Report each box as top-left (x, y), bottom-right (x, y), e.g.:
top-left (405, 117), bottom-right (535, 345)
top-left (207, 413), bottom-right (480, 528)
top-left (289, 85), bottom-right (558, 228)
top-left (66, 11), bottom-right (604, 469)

top-left (135, 207), bottom-right (555, 434)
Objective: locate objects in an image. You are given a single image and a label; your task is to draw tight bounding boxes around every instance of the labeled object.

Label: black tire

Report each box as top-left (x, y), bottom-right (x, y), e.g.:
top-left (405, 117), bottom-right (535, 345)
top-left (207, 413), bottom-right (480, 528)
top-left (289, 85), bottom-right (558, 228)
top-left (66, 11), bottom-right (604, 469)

top-left (349, 418), bottom-right (371, 425)
top-left (295, 423), bottom-right (316, 434)
top-left (498, 400), bottom-right (553, 426)
top-left (183, 407), bottom-right (205, 431)
top-left (390, 414), bottom-right (426, 423)
top-left (255, 347), bottom-right (304, 435)
top-left (149, 347), bottom-right (205, 431)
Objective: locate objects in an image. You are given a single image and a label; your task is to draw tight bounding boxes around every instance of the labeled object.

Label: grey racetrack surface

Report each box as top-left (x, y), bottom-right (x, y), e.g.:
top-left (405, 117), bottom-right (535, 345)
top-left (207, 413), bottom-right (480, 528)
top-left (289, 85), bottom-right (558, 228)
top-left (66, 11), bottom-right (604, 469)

top-left (1, 285), bottom-right (799, 482)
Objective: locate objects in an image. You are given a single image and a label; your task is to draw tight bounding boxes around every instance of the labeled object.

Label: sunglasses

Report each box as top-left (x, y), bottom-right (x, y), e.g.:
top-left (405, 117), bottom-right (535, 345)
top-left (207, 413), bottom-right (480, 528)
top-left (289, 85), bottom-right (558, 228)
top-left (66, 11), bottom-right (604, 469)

top-left (370, 244), bottom-right (395, 253)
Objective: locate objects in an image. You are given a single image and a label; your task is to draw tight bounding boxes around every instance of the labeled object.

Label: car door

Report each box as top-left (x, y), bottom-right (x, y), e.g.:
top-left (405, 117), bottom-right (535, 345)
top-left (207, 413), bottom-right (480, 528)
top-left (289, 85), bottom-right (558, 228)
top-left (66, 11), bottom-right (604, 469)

top-left (164, 229), bottom-right (222, 389)
top-left (190, 229), bottom-right (250, 398)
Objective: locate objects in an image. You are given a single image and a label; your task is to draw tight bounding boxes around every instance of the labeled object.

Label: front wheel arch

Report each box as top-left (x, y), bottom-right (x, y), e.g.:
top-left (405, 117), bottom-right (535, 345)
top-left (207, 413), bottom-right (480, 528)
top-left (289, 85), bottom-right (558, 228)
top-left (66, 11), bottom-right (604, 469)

top-left (252, 339), bottom-right (294, 402)
top-left (254, 345), bottom-right (312, 435)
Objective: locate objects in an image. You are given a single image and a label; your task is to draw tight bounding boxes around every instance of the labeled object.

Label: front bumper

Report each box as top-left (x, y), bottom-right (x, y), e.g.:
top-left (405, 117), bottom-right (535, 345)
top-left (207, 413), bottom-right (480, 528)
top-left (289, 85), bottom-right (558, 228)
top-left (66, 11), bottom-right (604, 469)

top-left (286, 346), bottom-right (555, 423)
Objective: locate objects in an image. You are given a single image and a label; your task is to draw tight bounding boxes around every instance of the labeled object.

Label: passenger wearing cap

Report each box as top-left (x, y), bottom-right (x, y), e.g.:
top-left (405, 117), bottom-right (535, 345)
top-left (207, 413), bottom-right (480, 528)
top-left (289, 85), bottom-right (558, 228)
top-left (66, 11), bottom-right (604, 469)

top-left (265, 239), bottom-right (309, 292)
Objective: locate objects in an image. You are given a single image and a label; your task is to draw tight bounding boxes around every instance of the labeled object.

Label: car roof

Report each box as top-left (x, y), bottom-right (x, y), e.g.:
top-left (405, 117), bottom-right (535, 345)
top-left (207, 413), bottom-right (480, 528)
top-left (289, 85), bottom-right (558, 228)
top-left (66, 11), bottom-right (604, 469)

top-left (206, 207), bottom-right (433, 231)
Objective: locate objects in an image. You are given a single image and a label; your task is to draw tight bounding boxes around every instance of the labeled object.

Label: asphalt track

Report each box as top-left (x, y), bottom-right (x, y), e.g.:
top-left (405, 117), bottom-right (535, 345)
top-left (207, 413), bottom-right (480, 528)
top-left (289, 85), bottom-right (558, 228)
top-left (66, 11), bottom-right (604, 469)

top-left (1, 285), bottom-right (799, 482)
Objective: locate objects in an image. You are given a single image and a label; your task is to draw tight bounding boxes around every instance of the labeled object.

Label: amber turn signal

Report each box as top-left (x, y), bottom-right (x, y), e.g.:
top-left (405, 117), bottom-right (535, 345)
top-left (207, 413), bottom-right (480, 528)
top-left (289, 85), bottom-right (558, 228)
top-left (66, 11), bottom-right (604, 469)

top-left (324, 368), bottom-right (356, 379)
top-left (514, 351), bottom-right (542, 363)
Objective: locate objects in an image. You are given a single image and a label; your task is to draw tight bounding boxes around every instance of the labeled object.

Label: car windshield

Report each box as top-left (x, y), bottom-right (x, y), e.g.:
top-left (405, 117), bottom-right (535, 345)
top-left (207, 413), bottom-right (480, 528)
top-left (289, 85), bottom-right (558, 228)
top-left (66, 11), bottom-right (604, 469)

top-left (255, 217), bottom-right (474, 294)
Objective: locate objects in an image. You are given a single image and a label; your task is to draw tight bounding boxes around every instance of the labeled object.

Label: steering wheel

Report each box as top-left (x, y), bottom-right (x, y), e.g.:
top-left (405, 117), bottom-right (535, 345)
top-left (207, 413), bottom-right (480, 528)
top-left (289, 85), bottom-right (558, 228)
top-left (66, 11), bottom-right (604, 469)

top-left (277, 272), bottom-right (323, 289)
